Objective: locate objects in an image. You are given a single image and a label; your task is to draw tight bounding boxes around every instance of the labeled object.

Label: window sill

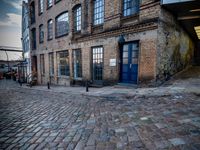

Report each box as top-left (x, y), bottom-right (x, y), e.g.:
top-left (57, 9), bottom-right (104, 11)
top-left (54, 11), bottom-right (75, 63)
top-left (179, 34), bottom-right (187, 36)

top-left (55, 33), bottom-right (68, 39)
top-left (47, 38), bottom-right (53, 41)
top-left (121, 13), bottom-right (139, 22)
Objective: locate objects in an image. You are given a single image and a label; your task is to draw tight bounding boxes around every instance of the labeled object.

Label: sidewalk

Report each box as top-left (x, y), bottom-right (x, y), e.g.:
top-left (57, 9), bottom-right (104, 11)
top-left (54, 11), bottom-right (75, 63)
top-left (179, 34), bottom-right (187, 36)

top-left (1, 66), bottom-right (200, 97)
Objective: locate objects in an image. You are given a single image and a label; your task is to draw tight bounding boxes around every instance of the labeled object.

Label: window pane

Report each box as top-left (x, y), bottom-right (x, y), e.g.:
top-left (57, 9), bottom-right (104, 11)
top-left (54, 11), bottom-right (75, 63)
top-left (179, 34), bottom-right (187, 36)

top-left (39, 0), bottom-right (44, 14)
top-left (94, 0), bottom-right (104, 25)
top-left (73, 49), bottom-right (82, 78)
top-left (74, 6), bottom-right (81, 31)
top-left (39, 25), bottom-right (44, 43)
top-left (40, 54), bottom-right (45, 74)
top-left (47, 0), bottom-right (53, 8)
top-left (56, 12), bottom-right (69, 37)
top-left (49, 53), bottom-right (54, 76)
top-left (48, 20), bottom-right (53, 40)
top-left (58, 51), bottom-right (69, 76)
top-left (123, 0), bottom-right (139, 16)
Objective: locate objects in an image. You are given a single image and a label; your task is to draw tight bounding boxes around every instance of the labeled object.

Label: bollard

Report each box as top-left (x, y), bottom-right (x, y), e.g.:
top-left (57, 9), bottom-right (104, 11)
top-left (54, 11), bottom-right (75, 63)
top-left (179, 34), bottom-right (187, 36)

top-left (86, 80), bottom-right (89, 92)
top-left (47, 82), bottom-right (50, 89)
top-left (19, 80), bottom-right (22, 86)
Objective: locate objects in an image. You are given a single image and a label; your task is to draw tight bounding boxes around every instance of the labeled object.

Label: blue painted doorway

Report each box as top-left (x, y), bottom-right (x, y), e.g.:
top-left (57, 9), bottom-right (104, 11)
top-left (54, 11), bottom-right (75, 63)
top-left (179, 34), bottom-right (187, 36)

top-left (121, 42), bottom-right (139, 84)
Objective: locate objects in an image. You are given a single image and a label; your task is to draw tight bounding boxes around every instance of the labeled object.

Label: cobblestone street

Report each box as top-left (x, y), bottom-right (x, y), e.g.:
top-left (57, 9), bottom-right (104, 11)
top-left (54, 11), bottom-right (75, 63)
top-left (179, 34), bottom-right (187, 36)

top-left (0, 79), bottom-right (200, 150)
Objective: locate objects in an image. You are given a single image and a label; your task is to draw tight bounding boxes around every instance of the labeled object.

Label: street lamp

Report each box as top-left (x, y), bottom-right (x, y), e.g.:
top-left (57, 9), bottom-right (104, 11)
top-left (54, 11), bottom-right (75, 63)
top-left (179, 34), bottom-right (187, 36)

top-left (4, 50), bottom-right (9, 72)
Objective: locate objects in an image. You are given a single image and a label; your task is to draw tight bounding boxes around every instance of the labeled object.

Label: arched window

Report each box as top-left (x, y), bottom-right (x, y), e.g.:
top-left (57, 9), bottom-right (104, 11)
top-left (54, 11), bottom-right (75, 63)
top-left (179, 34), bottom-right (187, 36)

top-left (93, 0), bottom-right (104, 25)
top-left (30, 2), bottom-right (35, 24)
top-left (39, 24), bottom-right (44, 43)
top-left (55, 12), bottom-right (69, 37)
top-left (47, 19), bottom-right (53, 40)
top-left (123, 0), bottom-right (139, 17)
top-left (39, 0), bottom-right (44, 14)
top-left (47, 0), bottom-right (53, 8)
top-left (73, 5), bottom-right (82, 32)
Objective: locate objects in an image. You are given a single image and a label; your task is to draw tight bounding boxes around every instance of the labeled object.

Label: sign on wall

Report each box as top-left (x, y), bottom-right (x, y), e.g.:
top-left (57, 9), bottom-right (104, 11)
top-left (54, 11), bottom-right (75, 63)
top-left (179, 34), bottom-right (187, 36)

top-left (110, 59), bottom-right (116, 67)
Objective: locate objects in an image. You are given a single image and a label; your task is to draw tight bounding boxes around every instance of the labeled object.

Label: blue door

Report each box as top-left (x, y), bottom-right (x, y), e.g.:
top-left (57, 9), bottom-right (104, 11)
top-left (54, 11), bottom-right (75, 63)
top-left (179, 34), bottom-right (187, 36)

top-left (121, 42), bottom-right (139, 84)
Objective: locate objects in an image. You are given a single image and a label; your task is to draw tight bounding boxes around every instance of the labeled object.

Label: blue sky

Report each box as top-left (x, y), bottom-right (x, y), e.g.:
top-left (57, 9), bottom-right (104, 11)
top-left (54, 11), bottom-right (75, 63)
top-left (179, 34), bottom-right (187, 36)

top-left (0, 0), bottom-right (22, 48)
top-left (0, 0), bottom-right (23, 60)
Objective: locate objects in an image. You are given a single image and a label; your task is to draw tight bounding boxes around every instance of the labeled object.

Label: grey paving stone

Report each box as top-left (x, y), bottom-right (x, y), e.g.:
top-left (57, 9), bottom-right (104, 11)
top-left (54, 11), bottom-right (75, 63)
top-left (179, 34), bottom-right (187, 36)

top-left (169, 138), bottom-right (186, 146)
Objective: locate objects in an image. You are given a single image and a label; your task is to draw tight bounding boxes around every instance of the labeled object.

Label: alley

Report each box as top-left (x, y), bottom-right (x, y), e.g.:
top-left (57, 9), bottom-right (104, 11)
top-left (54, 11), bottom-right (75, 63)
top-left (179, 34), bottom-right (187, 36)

top-left (0, 79), bottom-right (200, 150)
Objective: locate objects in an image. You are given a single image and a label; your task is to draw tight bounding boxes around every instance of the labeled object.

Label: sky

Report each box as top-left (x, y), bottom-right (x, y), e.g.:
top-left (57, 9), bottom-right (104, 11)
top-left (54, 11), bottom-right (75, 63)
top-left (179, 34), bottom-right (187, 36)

top-left (0, 0), bottom-right (23, 61)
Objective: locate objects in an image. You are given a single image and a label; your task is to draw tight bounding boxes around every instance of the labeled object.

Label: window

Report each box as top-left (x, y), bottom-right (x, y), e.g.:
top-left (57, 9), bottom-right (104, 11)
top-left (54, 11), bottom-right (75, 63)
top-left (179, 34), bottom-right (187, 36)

top-left (72, 49), bottom-right (82, 78)
top-left (31, 28), bottom-right (36, 50)
top-left (47, 0), bottom-right (53, 8)
top-left (57, 51), bottom-right (69, 76)
top-left (55, 12), bottom-right (69, 37)
top-left (39, 24), bottom-right (44, 43)
top-left (123, 0), bottom-right (139, 16)
top-left (30, 2), bottom-right (35, 24)
top-left (74, 6), bottom-right (81, 32)
top-left (92, 47), bottom-right (103, 81)
top-left (93, 0), bottom-right (104, 25)
top-left (49, 53), bottom-right (54, 76)
top-left (39, 0), bottom-right (44, 14)
top-left (40, 54), bottom-right (45, 75)
top-left (47, 19), bottom-right (53, 40)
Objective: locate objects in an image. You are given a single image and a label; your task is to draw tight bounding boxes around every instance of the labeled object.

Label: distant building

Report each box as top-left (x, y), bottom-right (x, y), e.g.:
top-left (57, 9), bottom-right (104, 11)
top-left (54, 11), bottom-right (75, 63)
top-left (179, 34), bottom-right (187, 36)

top-left (22, 1), bottom-right (31, 80)
top-left (28, 0), bottom-right (199, 86)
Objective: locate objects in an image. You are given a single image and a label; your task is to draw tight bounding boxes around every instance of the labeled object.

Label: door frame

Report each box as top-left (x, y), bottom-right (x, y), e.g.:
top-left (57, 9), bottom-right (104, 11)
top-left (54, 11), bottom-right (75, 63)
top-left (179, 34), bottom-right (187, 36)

top-left (119, 41), bottom-right (140, 84)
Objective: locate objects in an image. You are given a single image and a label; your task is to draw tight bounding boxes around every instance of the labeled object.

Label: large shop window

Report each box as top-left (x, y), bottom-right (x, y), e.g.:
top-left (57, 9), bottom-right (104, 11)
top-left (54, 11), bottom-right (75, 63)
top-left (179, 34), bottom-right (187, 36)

top-left (93, 0), bottom-right (104, 25)
top-left (49, 53), bottom-right (54, 76)
top-left (39, 24), bottom-right (44, 43)
top-left (40, 54), bottom-right (45, 75)
top-left (57, 51), bottom-right (70, 76)
top-left (72, 49), bottom-right (82, 79)
top-left (47, 19), bottom-right (53, 40)
top-left (74, 5), bottom-right (82, 32)
top-left (55, 12), bottom-right (69, 37)
top-left (123, 0), bottom-right (139, 17)
top-left (39, 0), bottom-right (44, 14)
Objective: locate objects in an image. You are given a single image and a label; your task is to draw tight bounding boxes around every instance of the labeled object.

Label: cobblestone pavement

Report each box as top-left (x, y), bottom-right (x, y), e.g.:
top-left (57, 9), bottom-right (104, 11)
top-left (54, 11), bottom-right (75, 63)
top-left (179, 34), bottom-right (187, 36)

top-left (0, 80), bottom-right (200, 150)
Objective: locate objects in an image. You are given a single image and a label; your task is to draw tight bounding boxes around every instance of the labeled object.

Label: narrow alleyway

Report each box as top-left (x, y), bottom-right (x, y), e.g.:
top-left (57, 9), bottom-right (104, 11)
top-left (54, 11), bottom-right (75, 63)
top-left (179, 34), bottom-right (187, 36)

top-left (0, 69), bottom-right (200, 149)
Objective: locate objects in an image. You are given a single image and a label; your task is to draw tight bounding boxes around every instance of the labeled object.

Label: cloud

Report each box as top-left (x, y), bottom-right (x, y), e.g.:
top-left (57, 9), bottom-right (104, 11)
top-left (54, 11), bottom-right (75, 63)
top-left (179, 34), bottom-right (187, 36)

top-left (2, 0), bottom-right (22, 11)
top-left (0, 13), bottom-right (21, 27)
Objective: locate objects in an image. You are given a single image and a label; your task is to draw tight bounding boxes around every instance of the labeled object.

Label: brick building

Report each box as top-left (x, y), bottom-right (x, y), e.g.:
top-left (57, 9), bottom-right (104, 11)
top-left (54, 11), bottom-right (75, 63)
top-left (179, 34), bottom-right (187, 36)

top-left (28, 0), bottom-right (199, 86)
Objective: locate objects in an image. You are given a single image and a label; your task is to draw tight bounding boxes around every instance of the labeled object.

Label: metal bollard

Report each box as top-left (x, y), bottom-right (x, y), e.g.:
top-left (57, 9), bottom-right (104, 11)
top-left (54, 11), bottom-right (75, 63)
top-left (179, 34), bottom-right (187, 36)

top-left (47, 82), bottom-right (50, 89)
top-left (86, 80), bottom-right (89, 92)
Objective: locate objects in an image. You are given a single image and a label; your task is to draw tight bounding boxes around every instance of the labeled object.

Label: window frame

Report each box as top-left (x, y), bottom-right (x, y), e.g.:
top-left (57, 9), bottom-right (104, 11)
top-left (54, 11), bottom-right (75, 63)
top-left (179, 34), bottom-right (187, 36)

top-left (49, 53), bottom-right (54, 76)
top-left (57, 51), bottom-right (70, 76)
top-left (39, 24), bottom-right (44, 43)
top-left (31, 28), bottom-right (36, 50)
top-left (40, 54), bottom-right (45, 75)
top-left (38, 0), bottom-right (44, 15)
top-left (73, 5), bottom-right (82, 32)
top-left (47, 0), bottom-right (53, 9)
top-left (93, 0), bottom-right (104, 26)
top-left (72, 49), bottom-right (82, 79)
top-left (47, 19), bottom-right (53, 40)
top-left (55, 11), bottom-right (69, 38)
top-left (123, 0), bottom-right (140, 17)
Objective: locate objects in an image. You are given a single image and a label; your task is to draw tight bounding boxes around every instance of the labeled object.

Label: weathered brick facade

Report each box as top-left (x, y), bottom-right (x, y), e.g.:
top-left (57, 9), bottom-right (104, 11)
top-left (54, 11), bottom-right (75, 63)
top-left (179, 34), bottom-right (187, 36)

top-left (29, 0), bottom-right (194, 86)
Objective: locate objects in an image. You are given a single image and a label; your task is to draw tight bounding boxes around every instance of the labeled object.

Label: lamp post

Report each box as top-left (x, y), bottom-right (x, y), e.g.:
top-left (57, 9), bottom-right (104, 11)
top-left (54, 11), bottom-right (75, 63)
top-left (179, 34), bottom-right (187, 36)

top-left (5, 50), bottom-right (9, 72)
